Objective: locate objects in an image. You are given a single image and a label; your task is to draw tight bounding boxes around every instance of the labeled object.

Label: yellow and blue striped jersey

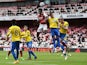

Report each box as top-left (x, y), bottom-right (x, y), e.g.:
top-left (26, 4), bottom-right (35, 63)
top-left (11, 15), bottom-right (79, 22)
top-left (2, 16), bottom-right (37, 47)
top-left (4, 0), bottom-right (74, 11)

top-left (7, 25), bottom-right (21, 42)
top-left (60, 21), bottom-right (69, 34)
top-left (48, 17), bottom-right (59, 28)
top-left (21, 30), bottom-right (32, 42)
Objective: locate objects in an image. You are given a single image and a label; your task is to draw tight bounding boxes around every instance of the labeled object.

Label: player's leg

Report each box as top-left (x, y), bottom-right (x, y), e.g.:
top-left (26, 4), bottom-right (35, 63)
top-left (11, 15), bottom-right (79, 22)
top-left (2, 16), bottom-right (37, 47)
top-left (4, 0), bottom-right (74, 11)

top-left (43, 24), bottom-right (48, 34)
top-left (35, 42), bottom-right (39, 52)
top-left (20, 50), bottom-right (23, 58)
top-left (5, 42), bottom-right (12, 59)
top-left (49, 44), bottom-right (54, 53)
top-left (50, 29), bottom-right (56, 52)
top-left (15, 41), bottom-right (20, 60)
top-left (55, 29), bottom-right (61, 50)
top-left (5, 51), bottom-right (11, 60)
top-left (8, 51), bottom-right (11, 57)
top-left (61, 45), bottom-right (68, 60)
top-left (37, 32), bottom-right (40, 41)
top-left (67, 44), bottom-right (71, 56)
top-left (13, 41), bottom-right (20, 64)
top-left (27, 41), bottom-right (37, 60)
top-left (37, 24), bottom-right (42, 41)
top-left (11, 42), bottom-right (19, 64)
top-left (19, 43), bottom-right (24, 60)
top-left (67, 47), bottom-right (71, 56)
top-left (60, 33), bottom-right (68, 60)
top-left (27, 42), bottom-right (32, 59)
top-left (11, 42), bottom-right (16, 60)
top-left (19, 51), bottom-right (24, 60)
top-left (19, 44), bottom-right (23, 57)
top-left (19, 50), bottom-right (24, 60)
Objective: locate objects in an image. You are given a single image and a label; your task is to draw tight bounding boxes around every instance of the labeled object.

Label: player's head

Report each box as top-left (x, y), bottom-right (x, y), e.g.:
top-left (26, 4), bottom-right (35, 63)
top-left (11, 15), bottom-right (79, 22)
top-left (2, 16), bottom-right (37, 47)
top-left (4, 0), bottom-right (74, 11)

top-left (24, 25), bottom-right (28, 31)
top-left (39, 8), bottom-right (43, 14)
top-left (12, 19), bottom-right (17, 25)
top-left (50, 12), bottom-right (54, 18)
top-left (59, 15), bottom-right (64, 23)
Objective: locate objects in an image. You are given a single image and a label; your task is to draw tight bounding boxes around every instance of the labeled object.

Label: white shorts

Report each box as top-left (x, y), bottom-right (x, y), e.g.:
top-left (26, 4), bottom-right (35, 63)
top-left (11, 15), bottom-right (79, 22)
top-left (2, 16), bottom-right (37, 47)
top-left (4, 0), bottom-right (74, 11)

top-left (37, 24), bottom-right (47, 32)
top-left (19, 43), bottom-right (23, 51)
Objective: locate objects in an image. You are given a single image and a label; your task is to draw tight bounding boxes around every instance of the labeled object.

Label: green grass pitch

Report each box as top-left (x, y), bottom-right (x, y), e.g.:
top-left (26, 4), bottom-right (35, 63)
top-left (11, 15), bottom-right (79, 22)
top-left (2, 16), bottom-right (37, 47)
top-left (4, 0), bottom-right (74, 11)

top-left (0, 51), bottom-right (87, 65)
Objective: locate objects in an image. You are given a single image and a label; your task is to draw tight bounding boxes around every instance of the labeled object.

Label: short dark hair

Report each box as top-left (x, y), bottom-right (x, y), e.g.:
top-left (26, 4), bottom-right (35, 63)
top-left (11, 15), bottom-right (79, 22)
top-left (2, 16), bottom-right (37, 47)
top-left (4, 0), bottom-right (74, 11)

top-left (49, 12), bottom-right (53, 16)
top-left (50, 12), bottom-right (52, 15)
top-left (12, 19), bottom-right (17, 25)
top-left (38, 8), bottom-right (43, 14)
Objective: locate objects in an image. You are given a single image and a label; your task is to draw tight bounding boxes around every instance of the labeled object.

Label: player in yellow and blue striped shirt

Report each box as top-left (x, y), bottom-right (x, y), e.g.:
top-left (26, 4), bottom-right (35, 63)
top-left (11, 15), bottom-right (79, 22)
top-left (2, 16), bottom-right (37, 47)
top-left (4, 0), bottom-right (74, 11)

top-left (59, 17), bottom-right (69, 60)
top-left (21, 25), bottom-right (37, 60)
top-left (48, 12), bottom-right (60, 52)
top-left (6, 20), bottom-right (21, 64)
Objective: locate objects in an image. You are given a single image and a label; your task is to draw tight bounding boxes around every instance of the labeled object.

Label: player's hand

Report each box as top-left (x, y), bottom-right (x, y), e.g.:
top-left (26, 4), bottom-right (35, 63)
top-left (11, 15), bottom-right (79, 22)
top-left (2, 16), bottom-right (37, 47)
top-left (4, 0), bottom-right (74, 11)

top-left (5, 36), bottom-right (8, 41)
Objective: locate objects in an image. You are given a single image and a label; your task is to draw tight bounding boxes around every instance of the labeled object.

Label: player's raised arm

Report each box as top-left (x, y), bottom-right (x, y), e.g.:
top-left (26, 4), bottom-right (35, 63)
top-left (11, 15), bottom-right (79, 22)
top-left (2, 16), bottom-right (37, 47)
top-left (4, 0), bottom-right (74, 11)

top-left (22, 25), bottom-right (37, 60)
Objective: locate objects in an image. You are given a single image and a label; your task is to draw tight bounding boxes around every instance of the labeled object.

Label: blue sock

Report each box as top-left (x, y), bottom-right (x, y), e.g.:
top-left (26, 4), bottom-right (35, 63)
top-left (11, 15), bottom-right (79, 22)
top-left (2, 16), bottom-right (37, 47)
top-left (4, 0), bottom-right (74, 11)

top-left (30, 51), bottom-right (36, 57)
top-left (16, 50), bottom-right (19, 60)
top-left (28, 51), bottom-right (31, 59)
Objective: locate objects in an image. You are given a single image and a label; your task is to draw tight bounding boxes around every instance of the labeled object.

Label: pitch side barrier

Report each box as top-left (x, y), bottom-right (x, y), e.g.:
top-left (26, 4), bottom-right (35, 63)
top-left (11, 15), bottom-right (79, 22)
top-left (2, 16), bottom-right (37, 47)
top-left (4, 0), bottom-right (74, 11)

top-left (0, 47), bottom-right (87, 52)
top-left (0, 13), bottom-right (87, 21)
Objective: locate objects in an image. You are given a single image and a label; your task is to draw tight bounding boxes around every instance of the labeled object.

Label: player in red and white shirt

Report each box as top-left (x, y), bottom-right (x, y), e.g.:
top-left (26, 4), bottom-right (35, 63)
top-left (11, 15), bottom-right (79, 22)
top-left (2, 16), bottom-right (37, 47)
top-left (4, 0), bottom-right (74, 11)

top-left (37, 8), bottom-right (48, 42)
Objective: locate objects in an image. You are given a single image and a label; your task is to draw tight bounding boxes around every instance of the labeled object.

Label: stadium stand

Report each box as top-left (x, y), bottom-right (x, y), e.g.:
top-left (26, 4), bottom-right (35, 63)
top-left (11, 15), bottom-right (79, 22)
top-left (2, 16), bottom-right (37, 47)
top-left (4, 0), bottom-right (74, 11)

top-left (0, 3), bottom-right (87, 16)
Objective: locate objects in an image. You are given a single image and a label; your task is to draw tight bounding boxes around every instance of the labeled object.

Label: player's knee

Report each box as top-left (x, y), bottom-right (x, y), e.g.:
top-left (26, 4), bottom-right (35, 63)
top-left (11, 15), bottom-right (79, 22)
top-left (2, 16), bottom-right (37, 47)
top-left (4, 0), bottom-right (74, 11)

top-left (28, 48), bottom-right (31, 51)
top-left (64, 46), bottom-right (66, 49)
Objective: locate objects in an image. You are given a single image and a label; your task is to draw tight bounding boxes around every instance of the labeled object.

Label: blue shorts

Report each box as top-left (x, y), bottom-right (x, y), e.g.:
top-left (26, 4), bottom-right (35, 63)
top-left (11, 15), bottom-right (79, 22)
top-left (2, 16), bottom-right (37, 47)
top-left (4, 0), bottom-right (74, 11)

top-left (26, 41), bottom-right (32, 48)
top-left (60, 33), bottom-right (66, 40)
top-left (60, 33), bottom-right (67, 50)
top-left (51, 28), bottom-right (60, 47)
top-left (51, 28), bottom-right (60, 37)
top-left (11, 41), bottom-right (20, 51)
